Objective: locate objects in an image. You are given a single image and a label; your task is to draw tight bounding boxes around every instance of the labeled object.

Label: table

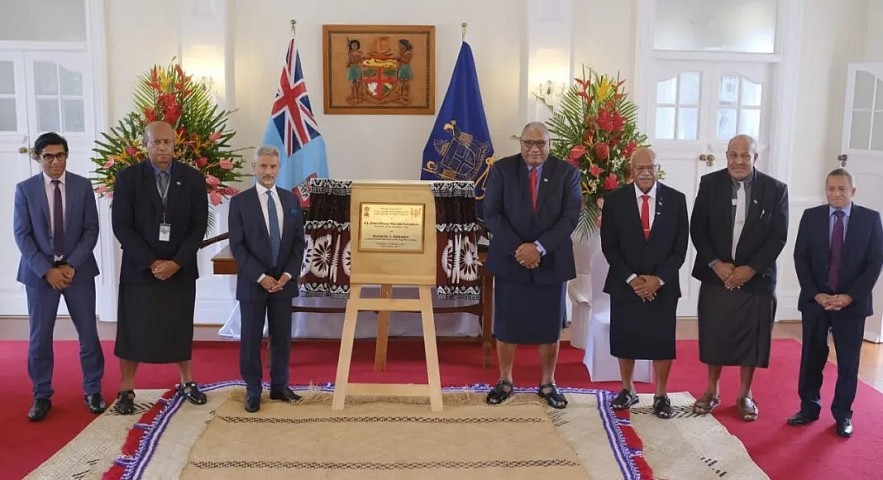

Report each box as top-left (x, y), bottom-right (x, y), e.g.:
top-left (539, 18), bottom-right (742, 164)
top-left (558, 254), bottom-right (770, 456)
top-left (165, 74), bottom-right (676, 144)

top-left (211, 245), bottom-right (495, 367)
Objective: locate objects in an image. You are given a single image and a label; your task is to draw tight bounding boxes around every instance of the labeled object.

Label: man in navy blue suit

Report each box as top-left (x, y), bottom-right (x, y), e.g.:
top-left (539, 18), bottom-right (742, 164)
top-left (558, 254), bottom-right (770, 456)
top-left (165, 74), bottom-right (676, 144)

top-left (228, 145), bottom-right (306, 413)
top-left (601, 148), bottom-right (689, 419)
top-left (789, 168), bottom-right (883, 437)
top-left (14, 132), bottom-right (105, 421)
top-left (483, 122), bottom-right (581, 409)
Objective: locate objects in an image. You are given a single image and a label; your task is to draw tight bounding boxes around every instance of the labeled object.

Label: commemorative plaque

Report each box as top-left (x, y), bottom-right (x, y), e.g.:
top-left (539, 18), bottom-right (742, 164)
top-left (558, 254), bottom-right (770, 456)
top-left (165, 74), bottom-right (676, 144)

top-left (357, 202), bottom-right (425, 253)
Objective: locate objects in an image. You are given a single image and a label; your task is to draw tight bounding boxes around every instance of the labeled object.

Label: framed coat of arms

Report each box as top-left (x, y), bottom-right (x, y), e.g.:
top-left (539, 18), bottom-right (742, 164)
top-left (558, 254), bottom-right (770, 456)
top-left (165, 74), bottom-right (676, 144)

top-left (322, 24), bottom-right (435, 115)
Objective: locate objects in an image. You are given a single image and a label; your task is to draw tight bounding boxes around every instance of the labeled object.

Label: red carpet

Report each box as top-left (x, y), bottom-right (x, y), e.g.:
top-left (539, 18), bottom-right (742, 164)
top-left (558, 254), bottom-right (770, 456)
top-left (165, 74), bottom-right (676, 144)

top-left (2, 338), bottom-right (883, 479)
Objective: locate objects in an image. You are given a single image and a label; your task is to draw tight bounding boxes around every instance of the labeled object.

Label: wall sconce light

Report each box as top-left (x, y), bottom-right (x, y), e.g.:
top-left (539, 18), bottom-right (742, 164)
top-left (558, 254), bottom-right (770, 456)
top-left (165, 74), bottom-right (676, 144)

top-left (532, 80), bottom-right (567, 110)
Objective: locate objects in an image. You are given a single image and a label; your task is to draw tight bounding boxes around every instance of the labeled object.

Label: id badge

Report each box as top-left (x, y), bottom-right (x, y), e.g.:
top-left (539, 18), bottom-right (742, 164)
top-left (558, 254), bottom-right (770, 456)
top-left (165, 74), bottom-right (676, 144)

top-left (159, 223), bottom-right (171, 242)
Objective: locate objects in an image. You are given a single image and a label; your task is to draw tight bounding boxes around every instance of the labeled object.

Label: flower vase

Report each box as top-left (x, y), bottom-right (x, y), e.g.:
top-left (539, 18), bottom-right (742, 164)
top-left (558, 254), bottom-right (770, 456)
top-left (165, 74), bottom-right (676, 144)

top-left (567, 230), bottom-right (609, 349)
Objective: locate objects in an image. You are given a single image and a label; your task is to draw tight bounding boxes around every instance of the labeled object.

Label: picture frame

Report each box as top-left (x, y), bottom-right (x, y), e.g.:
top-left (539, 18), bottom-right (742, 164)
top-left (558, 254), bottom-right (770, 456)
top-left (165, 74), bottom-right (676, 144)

top-left (322, 24), bottom-right (435, 115)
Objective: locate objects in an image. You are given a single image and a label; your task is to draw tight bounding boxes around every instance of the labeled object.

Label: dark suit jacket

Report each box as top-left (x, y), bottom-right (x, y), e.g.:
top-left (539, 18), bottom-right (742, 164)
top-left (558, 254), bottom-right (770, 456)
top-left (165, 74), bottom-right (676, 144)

top-left (14, 172), bottom-right (100, 286)
top-left (484, 154), bottom-right (581, 284)
top-left (690, 168), bottom-right (788, 294)
top-left (111, 160), bottom-right (208, 285)
top-left (794, 203), bottom-right (883, 318)
top-left (228, 186), bottom-right (305, 301)
top-left (601, 182), bottom-right (689, 300)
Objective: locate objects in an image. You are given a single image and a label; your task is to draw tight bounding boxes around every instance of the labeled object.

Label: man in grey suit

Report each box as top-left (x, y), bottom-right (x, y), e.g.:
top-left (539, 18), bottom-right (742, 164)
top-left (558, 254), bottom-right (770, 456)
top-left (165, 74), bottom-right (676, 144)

top-left (228, 145), bottom-right (306, 413)
top-left (14, 132), bottom-right (105, 421)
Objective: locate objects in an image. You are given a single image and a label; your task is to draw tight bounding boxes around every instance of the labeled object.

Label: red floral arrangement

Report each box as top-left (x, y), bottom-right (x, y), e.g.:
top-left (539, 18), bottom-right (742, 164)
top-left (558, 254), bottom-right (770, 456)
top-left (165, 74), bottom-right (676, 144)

top-left (547, 66), bottom-right (649, 237)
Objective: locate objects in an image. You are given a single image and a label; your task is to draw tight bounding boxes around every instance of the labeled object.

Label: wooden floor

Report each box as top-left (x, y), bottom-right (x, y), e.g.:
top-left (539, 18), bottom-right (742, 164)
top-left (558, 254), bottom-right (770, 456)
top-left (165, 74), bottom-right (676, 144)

top-left (2, 317), bottom-right (882, 392)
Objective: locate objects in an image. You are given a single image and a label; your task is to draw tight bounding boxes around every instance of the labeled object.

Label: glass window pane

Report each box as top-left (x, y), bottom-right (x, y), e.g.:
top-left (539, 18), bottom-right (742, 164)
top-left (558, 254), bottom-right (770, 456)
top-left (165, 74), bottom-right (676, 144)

top-left (0, 99), bottom-right (17, 131)
top-left (679, 72), bottom-right (700, 105)
top-left (657, 77), bottom-right (677, 104)
top-left (34, 61), bottom-right (58, 95)
top-left (849, 111), bottom-right (872, 150)
top-left (653, 0), bottom-right (777, 53)
top-left (876, 79), bottom-right (883, 110)
top-left (872, 112), bottom-right (883, 151)
top-left (741, 78), bottom-right (762, 107)
top-left (739, 108), bottom-right (761, 139)
top-left (0, 61), bottom-right (14, 94)
top-left (59, 65), bottom-right (83, 95)
top-left (655, 107), bottom-right (676, 140)
top-left (0, 0), bottom-right (87, 42)
top-left (677, 107), bottom-right (698, 140)
top-left (717, 108), bottom-right (737, 141)
top-left (720, 75), bottom-right (739, 105)
top-left (62, 99), bottom-right (85, 132)
top-left (37, 98), bottom-right (60, 132)
top-left (854, 71), bottom-right (875, 110)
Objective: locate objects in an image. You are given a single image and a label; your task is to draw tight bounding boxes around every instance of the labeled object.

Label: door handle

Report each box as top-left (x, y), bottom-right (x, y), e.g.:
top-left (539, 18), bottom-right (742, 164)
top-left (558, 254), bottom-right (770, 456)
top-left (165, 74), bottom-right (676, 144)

top-left (18, 146), bottom-right (29, 154)
top-left (699, 153), bottom-right (715, 166)
top-left (838, 154), bottom-right (847, 167)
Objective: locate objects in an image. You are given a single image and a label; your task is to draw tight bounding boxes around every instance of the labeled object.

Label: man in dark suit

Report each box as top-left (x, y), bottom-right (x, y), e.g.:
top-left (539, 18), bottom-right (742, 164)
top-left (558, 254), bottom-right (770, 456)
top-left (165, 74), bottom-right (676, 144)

top-left (14, 132), bottom-right (105, 421)
top-left (483, 122), bottom-right (581, 409)
top-left (228, 146), bottom-right (306, 413)
top-left (690, 134), bottom-right (788, 421)
top-left (789, 168), bottom-right (883, 437)
top-left (601, 148), bottom-right (689, 419)
top-left (111, 121), bottom-right (208, 414)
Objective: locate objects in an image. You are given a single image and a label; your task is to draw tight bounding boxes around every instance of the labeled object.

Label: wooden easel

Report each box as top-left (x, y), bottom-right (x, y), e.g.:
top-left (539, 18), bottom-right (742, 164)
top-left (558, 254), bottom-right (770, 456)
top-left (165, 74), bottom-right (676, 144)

top-left (332, 181), bottom-right (444, 412)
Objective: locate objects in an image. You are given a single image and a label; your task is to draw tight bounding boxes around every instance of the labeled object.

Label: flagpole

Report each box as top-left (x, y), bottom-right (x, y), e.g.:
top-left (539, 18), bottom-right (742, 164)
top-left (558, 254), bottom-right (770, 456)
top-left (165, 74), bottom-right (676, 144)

top-left (461, 22), bottom-right (467, 42)
top-left (290, 19), bottom-right (296, 36)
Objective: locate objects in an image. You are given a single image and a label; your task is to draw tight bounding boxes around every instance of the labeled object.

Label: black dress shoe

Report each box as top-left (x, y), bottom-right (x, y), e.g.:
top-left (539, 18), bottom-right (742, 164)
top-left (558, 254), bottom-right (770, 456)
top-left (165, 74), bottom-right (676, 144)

top-left (611, 389), bottom-right (639, 410)
top-left (85, 393), bottom-right (107, 414)
top-left (114, 390), bottom-right (136, 415)
top-left (28, 398), bottom-right (51, 422)
top-left (245, 395), bottom-right (261, 413)
top-left (178, 382), bottom-right (208, 405)
top-left (787, 410), bottom-right (819, 426)
top-left (836, 418), bottom-right (853, 438)
top-left (269, 387), bottom-right (302, 402)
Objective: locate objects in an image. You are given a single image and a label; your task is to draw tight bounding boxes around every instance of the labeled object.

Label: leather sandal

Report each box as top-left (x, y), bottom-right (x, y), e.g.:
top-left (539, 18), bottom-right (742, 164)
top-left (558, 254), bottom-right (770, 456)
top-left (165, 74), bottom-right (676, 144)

top-left (538, 383), bottom-right (568, 409)
top-left (692, 392), bottom-right (720, 415)
top-left (113, 390), bottom-right (136, 415)
top-left (737, 396), bottom-right (759, 421)
top-left (653, 395), bottom-right (674, 419)
top-left (486, 380), bottom-right (514, 405)
top-left (178, 382), bottom-right (208, 405)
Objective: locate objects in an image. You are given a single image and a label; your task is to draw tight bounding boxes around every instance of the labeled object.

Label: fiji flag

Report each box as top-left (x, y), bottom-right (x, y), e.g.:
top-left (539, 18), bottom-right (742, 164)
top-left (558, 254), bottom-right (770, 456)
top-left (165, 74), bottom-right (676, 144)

top-left (263, 37), bottom-right (328, 196)
top-left (420, 42), bottom-right (494, 219)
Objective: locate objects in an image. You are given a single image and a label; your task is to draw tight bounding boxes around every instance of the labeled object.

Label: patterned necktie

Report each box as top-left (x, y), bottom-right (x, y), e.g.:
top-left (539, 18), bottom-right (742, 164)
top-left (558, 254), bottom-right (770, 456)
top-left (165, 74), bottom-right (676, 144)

top-left (732, 181), bottom-right (746, 259)
top-left (529, 168), bottom-right (538, 212)
top-left (51, 179), bottom-right (64, 258)
top-left (828, 209), bottom-right (845, 292)
top-left (640, 194), bottom-right (651, 240)
top-left (266, 190), bottom-right (281, 266)
top-left (157, 171), bottom-right (169, 202)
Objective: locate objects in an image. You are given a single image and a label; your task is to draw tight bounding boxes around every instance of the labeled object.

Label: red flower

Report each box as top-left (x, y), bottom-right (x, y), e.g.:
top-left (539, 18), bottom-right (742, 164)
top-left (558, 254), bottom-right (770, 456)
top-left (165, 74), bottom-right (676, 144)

top-left (610, 112), bottom-right (625, 132)
top-left (595, 142), bottom-right (610, 160)
top-left (624, 141), bottom-right (637, 159)
top-left (219, 159), bottom-right (235, 170)
top-left (604, 173), bottom-right (619, 190)
top-left (126, 147), bottom-right (137, 156)
top-left (196, 157), bottom-right (208, 168)
top-left (589, 164), bottom-right (604, 177)
top-left (209, 132), bottom-right (222, 142)
top-left (205, 175), bottom-right (220, 187)
top-left (597, 109), bottom-right (615, 133)
top-left (144, 108), bottom-right (156, 122)
top-left (209, 190), bottom-right (222, 206)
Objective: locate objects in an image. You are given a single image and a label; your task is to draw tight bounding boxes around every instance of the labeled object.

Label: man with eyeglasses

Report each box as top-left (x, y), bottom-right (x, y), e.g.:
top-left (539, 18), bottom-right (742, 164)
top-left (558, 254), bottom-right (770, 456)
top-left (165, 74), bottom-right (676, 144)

top-left (690, 134), bottom-right (789, 421)
top-left (14, 132), bottom-right (105, 421)
top-left (600, 148), bottom-right (689, 419)
top-left (110, 121), bottom-right (209, 414)
top-left (483, 122), bottom-right (581, 409)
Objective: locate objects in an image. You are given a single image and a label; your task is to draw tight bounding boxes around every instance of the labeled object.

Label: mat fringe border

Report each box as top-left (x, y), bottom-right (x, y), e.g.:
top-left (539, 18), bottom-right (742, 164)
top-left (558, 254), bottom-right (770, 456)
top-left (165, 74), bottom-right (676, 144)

top-left (101, 382), bottom-right (653, 480)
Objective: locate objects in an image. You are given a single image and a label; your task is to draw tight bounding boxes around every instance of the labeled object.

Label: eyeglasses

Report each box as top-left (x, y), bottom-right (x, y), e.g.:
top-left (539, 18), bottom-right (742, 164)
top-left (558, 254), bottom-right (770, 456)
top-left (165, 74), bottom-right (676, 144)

top-left (521, 140), bottom-right (548, 150)
top-left (726, 151), bottom-right (754, 162)
top-left (632, 165), bottom-right (659, 173)
top-left (40, 152), bottom-right (68, 162)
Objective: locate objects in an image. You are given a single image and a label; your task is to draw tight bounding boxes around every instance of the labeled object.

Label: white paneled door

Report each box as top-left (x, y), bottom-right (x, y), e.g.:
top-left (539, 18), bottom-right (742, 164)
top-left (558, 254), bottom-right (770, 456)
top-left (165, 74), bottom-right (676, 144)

top-left (645, 60), bottom-right (773, 316)
top-left (841, 63), bottom-right (883, 342)
top-left (0, 50), bottom-right (96, 315)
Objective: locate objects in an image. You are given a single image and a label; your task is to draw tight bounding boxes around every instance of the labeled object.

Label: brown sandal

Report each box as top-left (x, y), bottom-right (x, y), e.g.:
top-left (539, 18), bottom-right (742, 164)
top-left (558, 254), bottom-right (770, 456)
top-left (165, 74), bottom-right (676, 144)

top-left (737, 396), bottom-right (759, 421)
top-left (692, 392), bottom-right (720, 415)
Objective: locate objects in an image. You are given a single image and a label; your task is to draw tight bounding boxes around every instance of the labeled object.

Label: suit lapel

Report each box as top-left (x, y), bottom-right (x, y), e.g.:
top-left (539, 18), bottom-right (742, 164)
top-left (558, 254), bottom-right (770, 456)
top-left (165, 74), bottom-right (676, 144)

top-left (33, 174), bottom-right (52, 229)
top-left (646, 183), bottom-right (665, 243)
top-left (142, 161), bottom-right (164, 213)
top-left (743, 174), bottom-right (765, 235)
top-left (535, 159), bottom-right (553, 214)
top-left (253, 188), bottom-right (271, 244)
top-left (842, 205), bottom-right (862, 255)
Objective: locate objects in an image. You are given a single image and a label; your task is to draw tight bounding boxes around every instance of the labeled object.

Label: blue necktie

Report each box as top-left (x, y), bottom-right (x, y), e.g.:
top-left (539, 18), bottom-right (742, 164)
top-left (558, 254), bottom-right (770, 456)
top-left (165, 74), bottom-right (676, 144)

top-left (266, 190), bottom-right (281, 266)
top-left (828, 209), bottom-right (845, 292)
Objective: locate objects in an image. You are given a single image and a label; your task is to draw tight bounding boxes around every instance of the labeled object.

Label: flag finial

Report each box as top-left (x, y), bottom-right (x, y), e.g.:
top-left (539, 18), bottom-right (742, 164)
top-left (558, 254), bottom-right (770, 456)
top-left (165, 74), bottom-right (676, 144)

top-left (461, 22), bottom-right (467, 42)
top-left (290, 19), bottom-right (296, 36)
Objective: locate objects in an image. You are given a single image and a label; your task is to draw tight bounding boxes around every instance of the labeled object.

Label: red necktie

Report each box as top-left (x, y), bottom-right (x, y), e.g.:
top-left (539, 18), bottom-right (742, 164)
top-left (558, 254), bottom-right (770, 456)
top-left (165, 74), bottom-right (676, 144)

top-left (529, 168), bottom-right (538, 212)
top-left (640, 194), bottom-right (650, 239)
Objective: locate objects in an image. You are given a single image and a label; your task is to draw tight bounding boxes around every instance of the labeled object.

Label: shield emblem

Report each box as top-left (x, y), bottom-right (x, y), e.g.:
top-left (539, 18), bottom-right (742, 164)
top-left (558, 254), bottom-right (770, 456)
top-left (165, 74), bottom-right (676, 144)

top-left (361, 57), bottom-right (400, 99)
